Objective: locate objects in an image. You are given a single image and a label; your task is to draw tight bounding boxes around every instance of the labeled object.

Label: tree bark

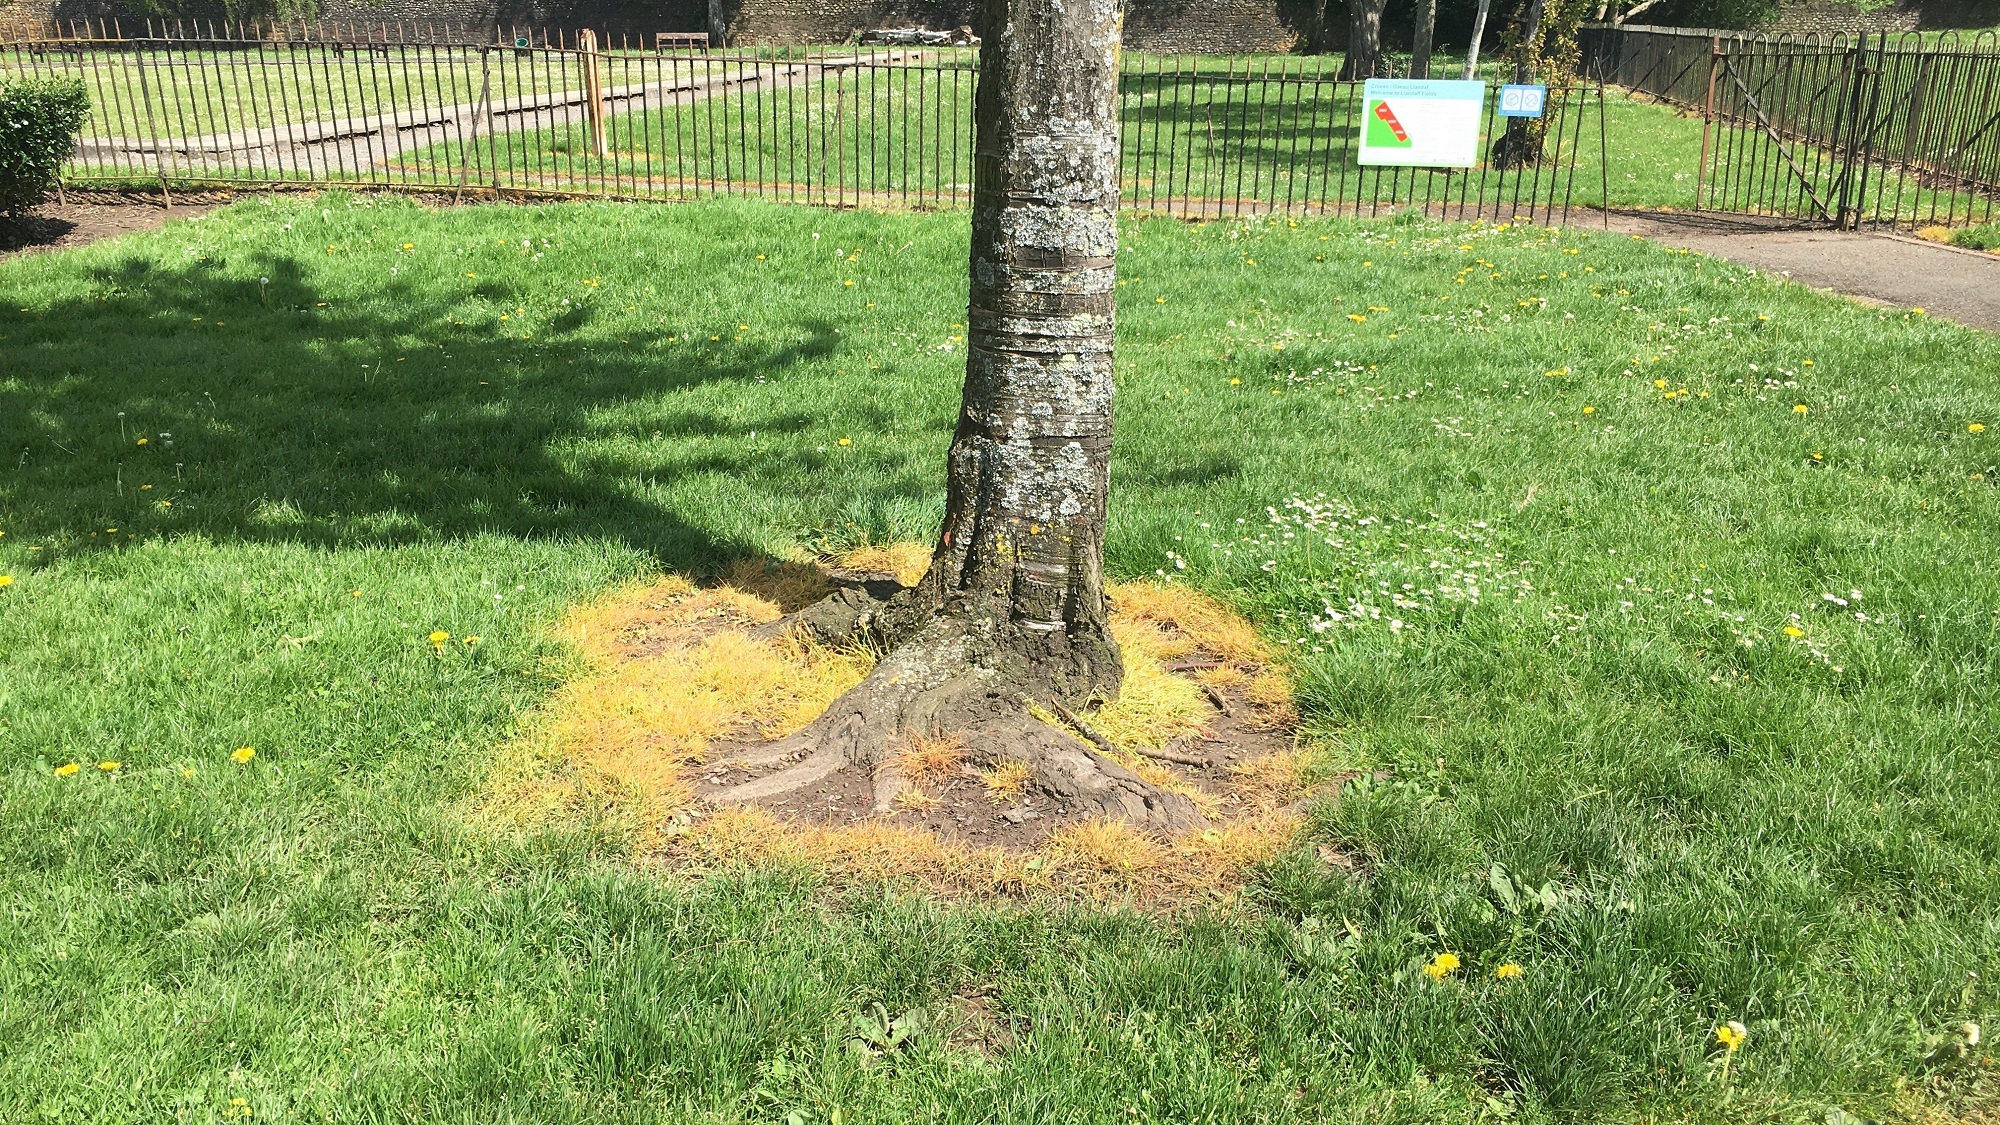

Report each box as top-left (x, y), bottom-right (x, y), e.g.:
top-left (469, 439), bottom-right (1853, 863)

top-left (1462, 0), bottom-right (1494, 79)
top-left (1492, 0), bottom-right (1548, 167)
top-left (1411, 0), bottom-right (1440, 79)
top-left (700, 0), bottom-right (1205, 836)
top-left (1338, 0), bottom-right (1387, 80)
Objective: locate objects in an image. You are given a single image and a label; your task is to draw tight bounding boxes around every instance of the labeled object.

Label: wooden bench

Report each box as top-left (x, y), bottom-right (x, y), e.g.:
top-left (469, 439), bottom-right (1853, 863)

top-left (655, 31), bottom-right (708, 52)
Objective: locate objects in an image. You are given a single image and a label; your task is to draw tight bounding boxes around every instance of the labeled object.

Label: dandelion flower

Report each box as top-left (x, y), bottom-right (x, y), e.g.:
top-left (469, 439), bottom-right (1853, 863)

top-left (1582, 406), bottom-right (1596, 415)
top-left (1347, 313), bottom-right (1366, 323)
top-left (1423, 952), bottom-right (1461, 981)
top-left (428, 630), bottom-right (450, 648)
top-left (1783, 625), bottom-right (1805, 637)
top-left (463, 635), bottom-right (481, 646)
top-left (1971, 423), bottom-right (1987, 434)
top-left (1495, 962), bottom-right (1525, 979)
top-left (231, 747), bottom-right (256, 764)
top-left (1793, 404), bottom-right (1809, 414)
top-left (98, 761), bottom-right (120, 772)
top-left (0, 575), bottom-right (12, 589)
top-left (1715, 1021), bottom-right (1748, 1050)
top-left (54, 762), bottom-right (80, 777)
top-left (837, 437), bottom-right (852, 447)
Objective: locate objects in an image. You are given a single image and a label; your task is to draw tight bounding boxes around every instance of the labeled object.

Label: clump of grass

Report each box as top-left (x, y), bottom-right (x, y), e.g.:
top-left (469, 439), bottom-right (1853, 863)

top-left (977, 758), bottom-right (1034, 801)
top-left (832, 542), bottom-right (932, 586)
top-left (1949, 221), bottom-right (2000, 252)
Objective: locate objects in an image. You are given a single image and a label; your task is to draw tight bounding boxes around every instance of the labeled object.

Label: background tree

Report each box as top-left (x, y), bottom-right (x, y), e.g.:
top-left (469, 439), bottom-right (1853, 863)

top-left (1338, 0), bottom-right (1391, 79)
top-left (1411, 0), bottom-right (1441, 78)
top-left (704, 0), bottom-right (1204, 833)
top-left (1462, 0), bottom-right (1495, 76)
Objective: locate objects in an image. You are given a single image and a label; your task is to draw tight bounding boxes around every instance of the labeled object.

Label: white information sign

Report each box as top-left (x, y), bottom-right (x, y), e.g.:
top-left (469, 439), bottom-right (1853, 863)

top-left (1357, 79), bottom-right (1486, 168)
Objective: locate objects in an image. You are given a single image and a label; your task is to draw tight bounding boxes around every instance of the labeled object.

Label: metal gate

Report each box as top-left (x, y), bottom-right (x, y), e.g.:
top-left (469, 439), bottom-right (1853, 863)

top-left (1583, 24), bottom-right (2000, 229)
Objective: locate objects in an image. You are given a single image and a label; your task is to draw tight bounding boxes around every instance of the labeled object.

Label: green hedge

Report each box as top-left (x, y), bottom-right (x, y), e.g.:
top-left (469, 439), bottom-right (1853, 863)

top-left (0, 76), bottom-right (90, 216)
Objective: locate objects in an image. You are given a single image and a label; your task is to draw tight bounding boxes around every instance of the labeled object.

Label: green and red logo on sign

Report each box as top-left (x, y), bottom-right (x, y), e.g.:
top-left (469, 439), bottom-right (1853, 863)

top-left (1365, 99), bottom-right (1413, 149)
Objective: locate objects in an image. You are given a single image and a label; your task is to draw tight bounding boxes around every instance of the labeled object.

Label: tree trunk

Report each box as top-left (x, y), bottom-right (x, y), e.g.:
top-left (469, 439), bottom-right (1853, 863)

top-left (1492, 0), bottom-right (1548, 167)
top-left (1338, 0), bottom-right (1387, 80)
top-left (1462, 0), bottom-right (1493, 79)
top-left (701, 0), bottom-right (1204, 835)
top-left (1411, 0), bottom-right (1439, 79)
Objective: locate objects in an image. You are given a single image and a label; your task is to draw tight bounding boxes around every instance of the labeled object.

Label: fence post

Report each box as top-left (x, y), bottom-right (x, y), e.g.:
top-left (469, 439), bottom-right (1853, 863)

top-left (1695, 33), bottom-right (1719, 211)
top-left (580, 28), bottom-right (607, 159)
top-left (1835, 31), bottom-right (1870, 228)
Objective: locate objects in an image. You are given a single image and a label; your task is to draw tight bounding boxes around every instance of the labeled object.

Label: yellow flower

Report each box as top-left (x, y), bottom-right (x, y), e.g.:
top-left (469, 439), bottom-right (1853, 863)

top-left (1495, 962), bottom-right (1525, 980)
top-left (1971, 423), bottom-right (1987, 434)
top-left (837, 437), bottom-right (852, 447)
top-left (0, 575), bottom-right (12, 589)
top-left (1347, 313), bottom-right (1366, 323)
top-left (137, 437), bottom-right (148, 446)
top-left (1653, 378), bottom-right (1667, 389)
top-left (54, 762), bottom-right (80, 776)
top-left (98, 761), bottom-right (120, 772)
top-left (231, 747), bottom-right (256, 764)
top-left (1912, 307), bottom-right (1927, 316)
top-left (1793, 404), bottom-right (1809, 414)
top-left (1582, 406), bottom-right (1596, 415)
top-left (1783, 625), bottom-right (1805, 637)
top-left (428, 630), bottom-right (450, 647)
top-left (1423, 952), bottom-right (1462, 981)
top-left (463, 635), bottom-right (481, 646)
top-left (1715, 1021), bottom-right (1748, 1050)
top-left (1230, 378), bottom-right (1241, 386)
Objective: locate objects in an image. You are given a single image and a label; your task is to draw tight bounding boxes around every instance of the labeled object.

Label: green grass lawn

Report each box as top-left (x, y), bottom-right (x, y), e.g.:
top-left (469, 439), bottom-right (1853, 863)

top-left (3, 193), bottom-right (1999, 1123)
top-left (0, 44), bottom-right (613, 140)
top-left (409, 68), bottom-right (1712, 214)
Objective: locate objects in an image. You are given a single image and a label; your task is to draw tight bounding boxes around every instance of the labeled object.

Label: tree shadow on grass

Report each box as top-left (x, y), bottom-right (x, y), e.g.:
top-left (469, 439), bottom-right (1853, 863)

top-left (0, 247), bottom-right (859, 572)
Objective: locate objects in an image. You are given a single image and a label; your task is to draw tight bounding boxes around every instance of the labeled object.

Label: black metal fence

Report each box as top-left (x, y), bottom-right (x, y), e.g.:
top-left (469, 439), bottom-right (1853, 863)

top-left (2, 22), bottom-right (1604, 225)
top-left (1582, 23), bottom-right (2000, 227)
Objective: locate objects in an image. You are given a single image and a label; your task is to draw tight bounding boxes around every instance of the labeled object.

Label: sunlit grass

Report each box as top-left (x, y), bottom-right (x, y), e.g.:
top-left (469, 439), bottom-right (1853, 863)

top-left (1, 192), bottom-right (1996, 1122)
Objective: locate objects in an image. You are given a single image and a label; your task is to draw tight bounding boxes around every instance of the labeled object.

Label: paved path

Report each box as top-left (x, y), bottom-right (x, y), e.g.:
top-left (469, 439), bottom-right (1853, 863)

top-left (1601, 211), bottom-right (2000, 333)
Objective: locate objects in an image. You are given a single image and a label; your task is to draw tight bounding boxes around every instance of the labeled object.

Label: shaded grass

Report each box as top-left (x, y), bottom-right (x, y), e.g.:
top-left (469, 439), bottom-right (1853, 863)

top-left (1, 192), bottom-right (1998, 1122)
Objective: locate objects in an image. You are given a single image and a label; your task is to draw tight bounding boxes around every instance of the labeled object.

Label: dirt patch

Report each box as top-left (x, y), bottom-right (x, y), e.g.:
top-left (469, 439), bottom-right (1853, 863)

top-left (484, 549), bottom-right (1337, 906)
top-left (0, 190), bottom-right (229, 260)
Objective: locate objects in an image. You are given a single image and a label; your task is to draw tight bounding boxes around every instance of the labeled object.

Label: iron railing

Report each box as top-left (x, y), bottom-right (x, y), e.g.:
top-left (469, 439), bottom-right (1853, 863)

top-left (3, 23), bottom-right (1604, 225)
top-left (1582, 23), bottom-right (2000, 227)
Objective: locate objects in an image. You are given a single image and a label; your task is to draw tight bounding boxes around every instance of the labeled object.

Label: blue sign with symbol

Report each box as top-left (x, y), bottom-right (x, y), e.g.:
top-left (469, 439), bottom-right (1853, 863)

top-left (1497, 84), bottom-right (1547, 118)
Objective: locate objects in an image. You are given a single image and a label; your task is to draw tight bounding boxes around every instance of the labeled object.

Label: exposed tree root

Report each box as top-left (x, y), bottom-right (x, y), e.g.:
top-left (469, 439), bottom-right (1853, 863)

top-left (700, 600), bottom-right (1210, 837)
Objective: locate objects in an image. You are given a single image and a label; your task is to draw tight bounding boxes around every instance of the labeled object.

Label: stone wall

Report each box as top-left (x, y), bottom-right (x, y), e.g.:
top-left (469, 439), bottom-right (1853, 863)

top-left (1766, 0), bottom-right (2000, 31)
top-left (1, 0), bottom-right (1311, 50)
top-left (1, 0), bottom-right (706, 38)
top-left (709, 0), bottom-right (1310, 49)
